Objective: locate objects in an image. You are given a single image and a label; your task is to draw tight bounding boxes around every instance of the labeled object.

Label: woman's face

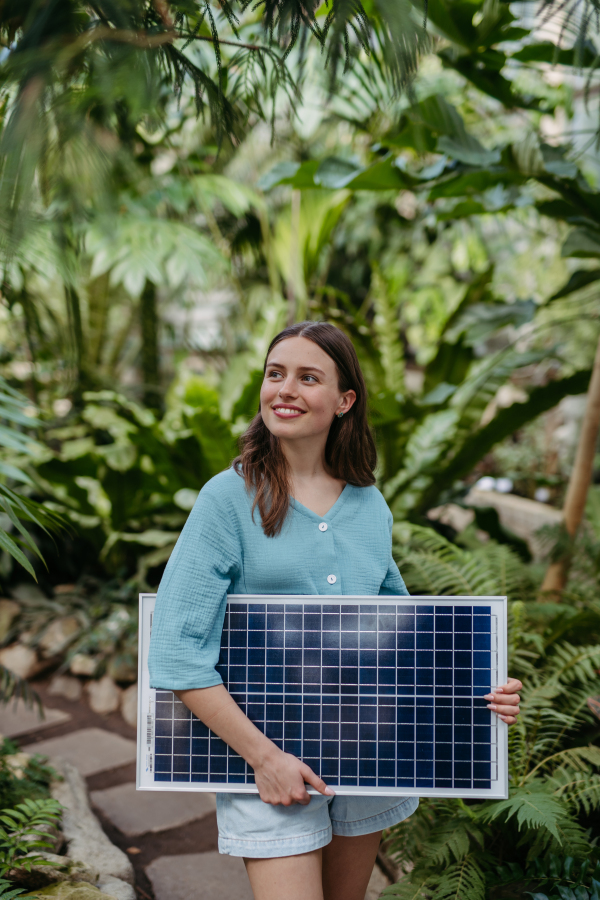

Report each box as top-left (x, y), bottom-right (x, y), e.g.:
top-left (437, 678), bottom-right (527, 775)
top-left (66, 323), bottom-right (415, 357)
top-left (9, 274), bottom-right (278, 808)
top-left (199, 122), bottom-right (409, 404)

top-left (260, 336), bottom-right (356, 443)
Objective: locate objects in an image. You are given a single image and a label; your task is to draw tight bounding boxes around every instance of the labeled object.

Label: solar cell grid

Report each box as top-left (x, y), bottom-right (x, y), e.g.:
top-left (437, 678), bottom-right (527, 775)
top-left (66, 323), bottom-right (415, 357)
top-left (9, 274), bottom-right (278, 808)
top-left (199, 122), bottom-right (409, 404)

top-left (138, 595), bottom-right (507, 799)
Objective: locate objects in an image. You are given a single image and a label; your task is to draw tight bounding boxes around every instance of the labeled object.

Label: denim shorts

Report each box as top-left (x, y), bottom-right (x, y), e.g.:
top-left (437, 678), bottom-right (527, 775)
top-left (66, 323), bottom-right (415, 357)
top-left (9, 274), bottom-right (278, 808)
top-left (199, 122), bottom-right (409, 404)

top-left (217, 792), bottom-right (419, 858)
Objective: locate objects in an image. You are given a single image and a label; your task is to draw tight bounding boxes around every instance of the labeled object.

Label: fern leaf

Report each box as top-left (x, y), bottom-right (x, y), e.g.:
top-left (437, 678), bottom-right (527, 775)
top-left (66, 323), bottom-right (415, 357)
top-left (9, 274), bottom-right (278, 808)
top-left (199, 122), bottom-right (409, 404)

top-left (381, 878), bottom-right (430, 899)
top-left (430, 854), bottom-right (486, 900)
top-left (477, 784), bottom-right (571, 843)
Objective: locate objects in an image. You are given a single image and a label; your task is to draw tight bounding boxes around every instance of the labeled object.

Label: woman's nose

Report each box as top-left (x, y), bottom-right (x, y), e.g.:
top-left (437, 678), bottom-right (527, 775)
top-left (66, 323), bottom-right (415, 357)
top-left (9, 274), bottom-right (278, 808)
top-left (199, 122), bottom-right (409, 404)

top-left (278, 377), bottom-right (297, 397)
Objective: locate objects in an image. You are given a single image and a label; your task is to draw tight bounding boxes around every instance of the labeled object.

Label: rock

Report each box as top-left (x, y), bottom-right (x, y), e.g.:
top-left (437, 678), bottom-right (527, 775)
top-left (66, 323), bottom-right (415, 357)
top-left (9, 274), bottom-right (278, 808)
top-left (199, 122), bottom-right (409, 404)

top-left (366, 864), bottom-right (390, 900)
top-left (39, 618), bottom-right (80, 658)
top-left (69, 654), bottom-right (97, 677)
top-left (147, 852), bottom-right (253, 900)
top-left (119, 684), bottom-right (137, 729)
top-left (21, 883), bottom-right (118, 899)
top-left (5, 750), bottom-right (32, 778)
top-left (54, 585), bottom-right (77, 596)
top-left (25, 729), bottom-right (136, 778)
top-left (9, 853), bottom-right (99, 889)
top-left (86, 677), bottom-right (121, 715)
top-left (49, 675), bottom-right (82, 702)
top-left (50, 758), bottom-right (134, 885)
top-left (106, 656), bottom-right (136, 685)
top-left (96, 878), bottom-right (135, 900)
top-left (11, 583), bottom-right (47, 603)
top-left (465, 488), bottom-right (563, 561)
top-left (0, 598), bottom-right (20, 643)
top-left (0, 702), bottom-right (70, 738)
top-left (0, 643), bottom-right (40, 679)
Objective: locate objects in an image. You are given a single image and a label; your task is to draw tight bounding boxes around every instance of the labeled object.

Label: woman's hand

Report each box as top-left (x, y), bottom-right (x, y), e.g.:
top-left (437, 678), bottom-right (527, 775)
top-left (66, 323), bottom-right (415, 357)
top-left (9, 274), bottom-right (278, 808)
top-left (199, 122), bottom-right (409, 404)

top-left (484, 677), bottom-right (522, 725)
top-left (253, 746), bottom-right (335, 806)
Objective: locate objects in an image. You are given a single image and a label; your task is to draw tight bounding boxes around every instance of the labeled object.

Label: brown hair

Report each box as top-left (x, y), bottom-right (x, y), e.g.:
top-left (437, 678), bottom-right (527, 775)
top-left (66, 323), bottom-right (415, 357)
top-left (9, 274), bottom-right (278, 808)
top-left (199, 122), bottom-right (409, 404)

top-left (234, 321), bottom-right (377, 537)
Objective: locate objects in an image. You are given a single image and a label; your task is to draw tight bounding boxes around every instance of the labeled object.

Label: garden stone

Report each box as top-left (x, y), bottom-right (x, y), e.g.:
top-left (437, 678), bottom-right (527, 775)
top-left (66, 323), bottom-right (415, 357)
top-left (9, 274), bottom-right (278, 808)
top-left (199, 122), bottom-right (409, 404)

top-left (21, 883), bottom-right (118, 899)
top-left (9, 853), bottom-right (99, 889)
top-left (366, 865), bottom-right (390, 900)
top-left (24, 729), bottom-right (136, 777)
top-left (86, 677), bottom-right (121, 715)
top-left (146, 851), bottom-right (253, 900)
top-left (119, 684), bottom-right (137, 729)
top-left (0, 643), bottom-right (40, 678)
top-left (90, 782), bottom-right (216, 836)
top-left (0, 701), bottom-right (70, 738)
top-left (49, 758), bottom-right (134, 885)
top-left (96, 878), bottom-right (135, 900)
top-left (0, 598), bottom-right (20, 642)
top-left (49, 675), bottom-right (82, 702)
top-left (11, 583), bottom-right (47, 603)
top-left (69, 654), bottom-right (97, 677)
top-left (39, 618), bottom-right (80, 657)
top-left (106, 656), bottom-right (136, 684)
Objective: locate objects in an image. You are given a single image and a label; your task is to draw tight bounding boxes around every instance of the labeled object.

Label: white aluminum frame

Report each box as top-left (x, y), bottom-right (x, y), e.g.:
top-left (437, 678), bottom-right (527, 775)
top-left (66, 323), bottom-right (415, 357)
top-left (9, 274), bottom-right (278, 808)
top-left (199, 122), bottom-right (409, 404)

top-left (137, 593), bottom-right (508, 799)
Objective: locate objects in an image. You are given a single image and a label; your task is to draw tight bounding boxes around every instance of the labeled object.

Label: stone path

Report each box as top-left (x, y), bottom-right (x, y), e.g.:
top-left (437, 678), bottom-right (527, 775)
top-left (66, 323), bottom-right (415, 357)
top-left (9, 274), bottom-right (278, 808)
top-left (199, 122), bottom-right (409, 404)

top-left (5, 684), bottom-right (392, 900)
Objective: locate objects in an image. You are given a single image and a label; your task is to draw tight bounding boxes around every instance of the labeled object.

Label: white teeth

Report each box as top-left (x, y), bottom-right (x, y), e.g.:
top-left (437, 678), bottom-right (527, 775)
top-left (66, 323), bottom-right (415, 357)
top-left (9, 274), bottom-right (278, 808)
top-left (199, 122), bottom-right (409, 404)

top-left (274, 407), bottom-right (301, 415)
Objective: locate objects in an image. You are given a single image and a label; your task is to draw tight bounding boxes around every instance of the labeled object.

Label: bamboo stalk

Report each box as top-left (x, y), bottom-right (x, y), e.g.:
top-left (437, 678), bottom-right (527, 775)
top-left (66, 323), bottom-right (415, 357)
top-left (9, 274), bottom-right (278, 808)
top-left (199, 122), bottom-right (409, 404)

top-left (540, 332), bottom-right (600, 597)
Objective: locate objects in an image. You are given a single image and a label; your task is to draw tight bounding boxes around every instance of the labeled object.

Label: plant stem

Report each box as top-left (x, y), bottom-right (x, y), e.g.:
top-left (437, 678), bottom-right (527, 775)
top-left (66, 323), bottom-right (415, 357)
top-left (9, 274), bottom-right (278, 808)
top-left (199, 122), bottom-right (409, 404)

top-left (540, 332), bottom-right (600, 597)
top-left (140, 279), bottom-right (161, 410)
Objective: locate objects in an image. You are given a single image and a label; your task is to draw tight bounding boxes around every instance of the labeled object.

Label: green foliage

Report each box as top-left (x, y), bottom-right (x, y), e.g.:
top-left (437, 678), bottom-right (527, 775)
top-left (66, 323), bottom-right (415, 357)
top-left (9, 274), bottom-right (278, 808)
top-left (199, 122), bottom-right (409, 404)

top-left (0, 740), bottom-right (57, 811)
top-left (34, 381), bottom-right (236, 583)
top-left (0, 378), bottom-right (62, 580)
top-left (0, 878), bottom-right (25, 900)
top-left (383, 531), bottom-right (600, 900)
top-left (0, 798), bottom-right (62, 878)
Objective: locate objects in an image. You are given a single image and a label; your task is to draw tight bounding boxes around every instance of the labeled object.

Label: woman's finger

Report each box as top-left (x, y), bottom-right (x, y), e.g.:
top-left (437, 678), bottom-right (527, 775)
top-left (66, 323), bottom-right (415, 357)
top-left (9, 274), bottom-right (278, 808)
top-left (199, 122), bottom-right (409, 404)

top-left (490, 702), bottom-right (520, 716)
top-left (495, 677), bottom-right (523, 693)
top-left (300, 763), bottom-right (336, 798)
top-left (485, 692), bottom-right (520, 706)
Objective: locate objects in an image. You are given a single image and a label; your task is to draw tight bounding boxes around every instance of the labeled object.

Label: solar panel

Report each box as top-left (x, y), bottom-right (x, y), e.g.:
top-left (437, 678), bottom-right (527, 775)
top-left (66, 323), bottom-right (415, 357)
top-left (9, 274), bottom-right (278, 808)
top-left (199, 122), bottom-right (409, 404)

top-left (137, 594), bottom-right (508, 799)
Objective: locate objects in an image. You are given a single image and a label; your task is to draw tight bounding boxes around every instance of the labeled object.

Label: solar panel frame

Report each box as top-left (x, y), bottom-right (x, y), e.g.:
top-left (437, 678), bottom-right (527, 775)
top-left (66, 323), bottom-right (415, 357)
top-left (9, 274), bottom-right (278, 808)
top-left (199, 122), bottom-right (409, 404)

top-left (137, 593), bottom-right (508, 799)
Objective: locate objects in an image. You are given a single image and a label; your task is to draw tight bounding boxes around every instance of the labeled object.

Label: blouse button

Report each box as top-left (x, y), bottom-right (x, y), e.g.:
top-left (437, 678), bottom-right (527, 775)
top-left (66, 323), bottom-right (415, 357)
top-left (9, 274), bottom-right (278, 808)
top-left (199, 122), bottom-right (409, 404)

top-left (319, 522), bottom-right (328, 532)
top-left (327, 574), bottom-right (337, 585)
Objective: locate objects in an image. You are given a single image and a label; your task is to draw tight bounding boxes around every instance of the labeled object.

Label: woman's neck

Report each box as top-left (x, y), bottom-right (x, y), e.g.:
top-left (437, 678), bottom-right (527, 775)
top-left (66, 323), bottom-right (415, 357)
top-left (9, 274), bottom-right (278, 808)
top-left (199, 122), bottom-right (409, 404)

top-left (279, 436), bottom-right (328, 483)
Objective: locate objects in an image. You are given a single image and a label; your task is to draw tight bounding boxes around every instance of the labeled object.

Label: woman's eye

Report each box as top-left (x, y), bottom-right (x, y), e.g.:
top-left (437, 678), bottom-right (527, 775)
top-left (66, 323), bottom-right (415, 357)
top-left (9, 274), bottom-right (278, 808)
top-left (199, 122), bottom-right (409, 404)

top-left (267, 370), bottom-right (282, 378)
top-left (302, 375), bottom-right (317, 383)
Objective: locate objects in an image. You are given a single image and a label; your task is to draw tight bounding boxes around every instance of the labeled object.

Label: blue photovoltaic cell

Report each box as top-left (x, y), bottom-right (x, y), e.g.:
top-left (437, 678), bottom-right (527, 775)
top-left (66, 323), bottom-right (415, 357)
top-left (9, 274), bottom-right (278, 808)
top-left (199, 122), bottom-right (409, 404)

top-left (152, 601), bottom-right (498, 791)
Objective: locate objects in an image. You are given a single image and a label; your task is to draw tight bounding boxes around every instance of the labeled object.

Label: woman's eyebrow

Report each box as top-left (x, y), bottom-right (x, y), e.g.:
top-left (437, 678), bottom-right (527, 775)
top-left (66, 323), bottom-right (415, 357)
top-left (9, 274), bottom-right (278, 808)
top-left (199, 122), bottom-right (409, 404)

top-left (266, 361), bottom-right (326, 376)
top-left (297, 365), bottom-right (326, 376)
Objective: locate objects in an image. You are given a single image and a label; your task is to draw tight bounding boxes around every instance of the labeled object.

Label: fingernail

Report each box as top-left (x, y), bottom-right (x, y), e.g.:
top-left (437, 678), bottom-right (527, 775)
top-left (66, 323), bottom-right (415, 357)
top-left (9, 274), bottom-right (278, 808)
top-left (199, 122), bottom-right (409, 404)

top-left (483, 694), bottom-right (494, 700)
top-left (487, 704), bottom-right (497, 710)
top-left (325, 788), bottom-right (336, 796)
top-left (495, 688), bottom-right (504, 693)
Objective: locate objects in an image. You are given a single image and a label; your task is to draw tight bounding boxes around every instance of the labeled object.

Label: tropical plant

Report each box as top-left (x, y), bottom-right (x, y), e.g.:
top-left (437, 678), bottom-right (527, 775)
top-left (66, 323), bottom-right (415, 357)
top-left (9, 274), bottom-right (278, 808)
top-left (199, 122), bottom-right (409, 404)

top-left (380, 529), bottom-right (600, 900)
top-left (0, 799), bottom-right (62, 879)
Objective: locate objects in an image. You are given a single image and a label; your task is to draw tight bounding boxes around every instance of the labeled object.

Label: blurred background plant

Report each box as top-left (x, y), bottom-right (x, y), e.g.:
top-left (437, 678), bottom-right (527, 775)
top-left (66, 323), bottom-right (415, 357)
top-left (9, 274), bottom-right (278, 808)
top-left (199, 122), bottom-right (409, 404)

top-left (2, 0), bottom-right (600, 893)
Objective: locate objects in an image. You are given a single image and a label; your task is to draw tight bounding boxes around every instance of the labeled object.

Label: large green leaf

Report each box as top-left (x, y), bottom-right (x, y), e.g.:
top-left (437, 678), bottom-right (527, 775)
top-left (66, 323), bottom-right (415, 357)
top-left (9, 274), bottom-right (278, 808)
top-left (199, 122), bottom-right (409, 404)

top-left (562, 228), bottom-right (600, 259)
top-left (415, 368), bottom-right (592, 512)
top-left (512, 41), bottom-right (598, 67)
top-left (548, 269), bottom-right (600, 301)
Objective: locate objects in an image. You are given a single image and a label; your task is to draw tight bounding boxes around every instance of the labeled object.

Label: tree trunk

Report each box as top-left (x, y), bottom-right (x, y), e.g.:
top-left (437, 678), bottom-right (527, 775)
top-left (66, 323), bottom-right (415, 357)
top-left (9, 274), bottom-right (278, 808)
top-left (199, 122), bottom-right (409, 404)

top-left (65, 284), bottom-right (85, 408)
top-left (540, 333), bottom-right (600, 597)
top-left (140, 279), bottom-right (161, 409)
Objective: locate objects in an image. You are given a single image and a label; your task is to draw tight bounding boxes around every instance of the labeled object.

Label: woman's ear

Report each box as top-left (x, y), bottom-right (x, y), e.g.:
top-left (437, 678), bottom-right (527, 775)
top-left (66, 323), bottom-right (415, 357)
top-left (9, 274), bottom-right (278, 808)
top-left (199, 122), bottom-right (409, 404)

top-left (339, 390), bottom-right (356, 414)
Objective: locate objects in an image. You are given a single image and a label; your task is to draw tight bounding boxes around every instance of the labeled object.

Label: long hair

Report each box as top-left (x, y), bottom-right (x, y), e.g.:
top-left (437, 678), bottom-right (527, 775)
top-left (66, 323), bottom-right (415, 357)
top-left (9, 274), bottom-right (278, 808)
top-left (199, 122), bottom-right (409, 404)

top-left (234, 321), bottom-right (377, 537)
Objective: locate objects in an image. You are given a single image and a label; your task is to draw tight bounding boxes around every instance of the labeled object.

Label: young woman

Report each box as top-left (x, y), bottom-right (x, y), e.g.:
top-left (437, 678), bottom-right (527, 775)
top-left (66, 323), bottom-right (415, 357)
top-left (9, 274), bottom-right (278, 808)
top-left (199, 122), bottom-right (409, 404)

top-left (148, 321), bottom-right (522, 900)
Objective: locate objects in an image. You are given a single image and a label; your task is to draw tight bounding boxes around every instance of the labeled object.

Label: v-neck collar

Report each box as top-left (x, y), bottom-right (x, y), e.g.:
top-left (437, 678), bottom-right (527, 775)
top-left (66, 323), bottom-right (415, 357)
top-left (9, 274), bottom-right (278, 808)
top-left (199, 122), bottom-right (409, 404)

top-left (289, 483), bottom-right (352, 523)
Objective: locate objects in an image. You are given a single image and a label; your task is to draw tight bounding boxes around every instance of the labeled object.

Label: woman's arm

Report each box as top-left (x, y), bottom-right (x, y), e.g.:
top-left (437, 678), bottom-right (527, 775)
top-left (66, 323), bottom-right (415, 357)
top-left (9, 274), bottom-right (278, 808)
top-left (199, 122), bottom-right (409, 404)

top-left (176, 685), bottom-right (335, 806)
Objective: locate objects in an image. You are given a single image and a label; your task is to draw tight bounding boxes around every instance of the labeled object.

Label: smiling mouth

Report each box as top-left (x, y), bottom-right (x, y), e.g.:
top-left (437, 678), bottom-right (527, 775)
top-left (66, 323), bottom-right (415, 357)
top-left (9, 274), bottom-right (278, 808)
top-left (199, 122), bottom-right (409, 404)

top-left (272, 406), bottom-right (306, 417)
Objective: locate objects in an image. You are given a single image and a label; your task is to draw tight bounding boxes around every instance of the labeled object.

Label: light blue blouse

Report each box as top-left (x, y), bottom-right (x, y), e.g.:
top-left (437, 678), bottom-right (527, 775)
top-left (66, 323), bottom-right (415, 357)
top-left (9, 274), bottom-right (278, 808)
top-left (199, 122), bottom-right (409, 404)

top-left (148, 466), bottom-right (408, 690)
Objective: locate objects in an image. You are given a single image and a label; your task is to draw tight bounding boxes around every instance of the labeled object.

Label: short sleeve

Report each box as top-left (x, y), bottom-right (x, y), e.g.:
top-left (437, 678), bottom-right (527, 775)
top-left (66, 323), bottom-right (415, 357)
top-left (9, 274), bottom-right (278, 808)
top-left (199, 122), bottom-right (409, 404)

top-left (379, 512), bottom-right (409, 596)
top-left (147, 485), bottom-right (242, 690)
